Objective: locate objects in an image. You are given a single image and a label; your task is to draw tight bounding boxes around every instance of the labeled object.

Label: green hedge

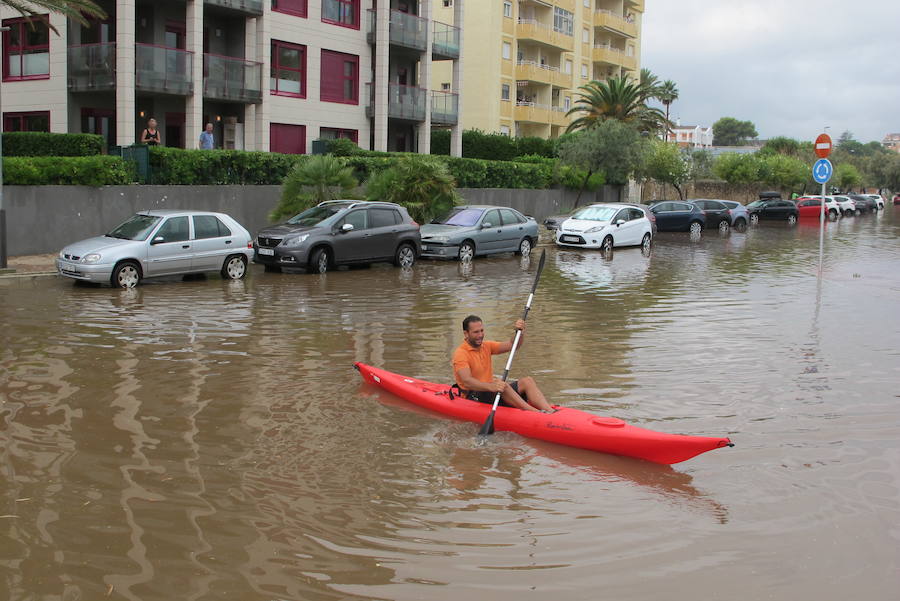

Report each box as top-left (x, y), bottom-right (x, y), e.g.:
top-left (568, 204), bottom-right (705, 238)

top-left (148, 147), bottom-right (301, 184)
top-left (3, 156), bottom-right (134, 186)
top-left (3, 132), bottom-right (105, 157)
top-left (431, 129), bottom-right (558, 160)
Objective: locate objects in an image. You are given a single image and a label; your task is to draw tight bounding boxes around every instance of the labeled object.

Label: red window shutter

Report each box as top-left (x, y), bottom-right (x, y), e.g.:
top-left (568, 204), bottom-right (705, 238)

top-left (270, 123), bottom-right (306, 154)
top-left (320, 50), bottom-right (342, 102)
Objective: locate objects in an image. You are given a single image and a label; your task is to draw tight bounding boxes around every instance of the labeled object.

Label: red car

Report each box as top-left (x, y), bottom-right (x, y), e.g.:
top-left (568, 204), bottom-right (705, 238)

top-left (795, 197), bottom-right (827, 219)
top-left (893, 194), bottom-right (900, 206)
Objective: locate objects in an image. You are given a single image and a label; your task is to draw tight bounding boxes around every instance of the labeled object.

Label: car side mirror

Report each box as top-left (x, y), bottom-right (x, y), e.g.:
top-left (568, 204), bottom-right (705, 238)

top-left (616, 219), bottom-right (626, 226)
top-left (151, 236), bottom-right (165, 245)
top-left (481, 222), bottom-right (492, 229)
top-left (341, 223), bottom-right (354, 233)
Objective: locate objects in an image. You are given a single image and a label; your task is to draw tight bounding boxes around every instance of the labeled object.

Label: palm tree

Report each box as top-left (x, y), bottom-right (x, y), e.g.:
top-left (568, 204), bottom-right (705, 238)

top-left (639, 68), bottom-right (660, 103)
top-left (1, 0), bottom-right (106, 32)
top-left (271, 154), bottom-right (359, 221)
top-left (657, 80), bottom-right (679, 142)
top-left (566, 76), bottom-right (669, 135)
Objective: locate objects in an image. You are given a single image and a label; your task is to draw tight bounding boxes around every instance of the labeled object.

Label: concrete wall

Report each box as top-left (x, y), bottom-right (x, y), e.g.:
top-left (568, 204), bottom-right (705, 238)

top-left (4, 184), bottom-right (624, 256)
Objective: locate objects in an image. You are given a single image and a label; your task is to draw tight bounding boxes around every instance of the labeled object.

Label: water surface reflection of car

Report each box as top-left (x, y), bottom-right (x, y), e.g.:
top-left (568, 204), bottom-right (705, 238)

top-left (57, 210), bottom-right (254, 288)
top-left (420, 205), bottom-right (538, 260)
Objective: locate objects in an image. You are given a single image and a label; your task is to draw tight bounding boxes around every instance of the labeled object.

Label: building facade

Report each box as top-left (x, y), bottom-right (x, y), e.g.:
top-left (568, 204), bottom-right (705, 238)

top-left (432, 0), bottom-right (642, 139)
top-left (0, 0), bottom-right (463, 155)
top-left (669, 124), bottom-right (713, 149)
top-left (882, 133), bottom-right (900, 153)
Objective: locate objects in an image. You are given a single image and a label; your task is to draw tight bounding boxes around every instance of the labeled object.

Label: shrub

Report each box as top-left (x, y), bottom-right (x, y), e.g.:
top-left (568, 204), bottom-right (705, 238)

top-left (431, 129), bottom-right (451, 155)
top-left (270, 155), bottom-right (360, 222)
top-left (149, 147), bottom-right (300, 184)
top-left (3, 132), bottom-right (105, 157)
top-left (3, 156), bottom-right (133, 186)
top-left (322, 137), bottom-right (363, 156)
top-left (365, 156), bottom-right (461, 223)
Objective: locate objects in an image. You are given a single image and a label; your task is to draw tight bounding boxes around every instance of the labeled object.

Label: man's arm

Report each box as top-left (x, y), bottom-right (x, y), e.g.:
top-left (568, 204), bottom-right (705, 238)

top-left (494, 319), bottom-right (526, 354)
top-left (456, 367), bottom-right (503, 393)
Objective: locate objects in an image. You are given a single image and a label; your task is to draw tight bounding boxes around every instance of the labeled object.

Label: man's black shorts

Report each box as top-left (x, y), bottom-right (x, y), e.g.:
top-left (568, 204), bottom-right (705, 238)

top-left (459, 380), bottom-right (522, 406)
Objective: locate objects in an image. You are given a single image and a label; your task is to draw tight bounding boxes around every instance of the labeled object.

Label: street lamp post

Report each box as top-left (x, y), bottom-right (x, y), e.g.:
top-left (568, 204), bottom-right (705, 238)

top-left (0, 26), bottom-right (8, 269)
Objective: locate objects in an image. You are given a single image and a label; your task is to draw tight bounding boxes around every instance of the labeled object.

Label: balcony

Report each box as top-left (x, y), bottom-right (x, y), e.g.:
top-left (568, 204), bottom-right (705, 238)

top-left (204, 0), bottom-right (264, 16)
top-left (203, 54), bottom-right (262, 103)
top-left (626, 0), bottom-right (645, 12)
top-left (68, 43), bottom-right (116, 92)
top-left (366, 83), bottom-right (427, 121)
top-left (550, 106), bottom-right (569, 127)
top-left (594, 9), bottom-right (637, 38)
top-left (516, 19), bottom-right (574, 52)
top-left (516, 60), bottom-right (571, 88)
top-left (592, 44), bottom-right (633, 68)
top-left (431, 91), bottom-right (458, 125)
top-left (367, 9), bottom-right (427, 52)
top-left (136, 44), bottom-right (194, 96)
top-left (432, 20), bottom-right (460, 60)
top-left (514, 101), bottom-right (552, 125)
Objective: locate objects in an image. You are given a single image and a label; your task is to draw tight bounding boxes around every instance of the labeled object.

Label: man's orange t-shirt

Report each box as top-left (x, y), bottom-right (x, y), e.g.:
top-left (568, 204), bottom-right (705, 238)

top-left (452, 339), bottom-right (500, 386)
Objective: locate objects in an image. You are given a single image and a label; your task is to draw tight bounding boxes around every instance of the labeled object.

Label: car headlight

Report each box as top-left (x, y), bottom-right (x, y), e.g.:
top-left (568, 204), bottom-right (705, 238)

top-left (428, 236), bottom-right (450, 243)
top-left (585, 226), bottom-right (607, 233)
top-left (58, 250), bottom-right (65, 259)
top-left (81, 253), bottom-right (102, 263)
top-left (281, 234), bottom-right (309, 248)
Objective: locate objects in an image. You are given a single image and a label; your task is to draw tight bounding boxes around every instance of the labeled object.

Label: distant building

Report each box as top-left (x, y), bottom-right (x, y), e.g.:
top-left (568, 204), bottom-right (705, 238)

top-left (668, 123), bottom-right (712, 149)
top-left (882, 133), bottom-right (900, 153)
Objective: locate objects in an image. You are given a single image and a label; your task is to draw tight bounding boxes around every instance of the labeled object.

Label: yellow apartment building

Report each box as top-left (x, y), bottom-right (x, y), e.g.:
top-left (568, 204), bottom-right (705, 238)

top-left (432, 0), bottom-right (642, 139)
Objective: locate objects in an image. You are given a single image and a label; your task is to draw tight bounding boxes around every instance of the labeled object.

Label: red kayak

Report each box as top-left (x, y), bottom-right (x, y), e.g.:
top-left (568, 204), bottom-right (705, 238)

top-left (355, 363), bottom-right (733, 465)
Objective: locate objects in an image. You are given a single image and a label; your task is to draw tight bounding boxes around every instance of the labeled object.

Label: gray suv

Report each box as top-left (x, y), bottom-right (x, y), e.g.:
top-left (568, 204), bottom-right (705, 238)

top-left (254, 200), bottom-right (421, 274)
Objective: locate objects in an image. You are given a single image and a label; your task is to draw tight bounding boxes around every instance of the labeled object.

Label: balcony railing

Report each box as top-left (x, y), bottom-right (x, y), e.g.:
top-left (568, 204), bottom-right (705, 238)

top-left (594, 9), bottom-right (637, 38)
top-left (514, 101), bottom-right (552, 124)
top-left (431, 91), bottom-right (458, 125)
top-left (204, 53), bottom-right (262, 103)
top-left (515, 60), bottom-right (570, 88)
top-left (432, 21), bottom-right (460, 59)
top-left (136, 44), bottom-right (193, 95)
top-left (367, 9), bottom-right (428, 51)
top-left (516, 18), bottom-right (574, 51)
top-left (68, 43), bottom-right (116, 91)
top-left (367, 82), bottom-right (426, 121)
top-left (204, 0), bottom-right (264, 16)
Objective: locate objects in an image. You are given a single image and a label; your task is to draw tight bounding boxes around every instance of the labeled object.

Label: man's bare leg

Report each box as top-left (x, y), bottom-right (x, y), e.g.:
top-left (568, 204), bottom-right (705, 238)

top-left (510, 377), bottom-right (554, 411)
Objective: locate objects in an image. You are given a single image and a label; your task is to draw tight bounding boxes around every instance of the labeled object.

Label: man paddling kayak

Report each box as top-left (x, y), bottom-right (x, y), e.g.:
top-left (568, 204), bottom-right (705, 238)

top-left (452, 315), bottom-right (554, 412)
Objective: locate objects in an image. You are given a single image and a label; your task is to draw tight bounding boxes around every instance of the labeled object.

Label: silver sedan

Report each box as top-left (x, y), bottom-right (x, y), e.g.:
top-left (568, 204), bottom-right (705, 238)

top-left (420, 205), bottom-right (539, 261)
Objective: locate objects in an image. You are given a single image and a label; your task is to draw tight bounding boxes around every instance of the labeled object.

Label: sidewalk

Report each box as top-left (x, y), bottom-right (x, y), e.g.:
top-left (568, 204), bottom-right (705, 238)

top-left (1, 253), bottom-right (58, 276)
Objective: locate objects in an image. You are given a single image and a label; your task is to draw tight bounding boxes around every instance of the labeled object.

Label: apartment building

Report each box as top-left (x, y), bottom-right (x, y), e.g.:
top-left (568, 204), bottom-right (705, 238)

top-left (670, 124), bottom-right (713, 149)
top-left (0, 0), bottom-right (463, 155)
top-left (432, 0), bottom-right (641, 139)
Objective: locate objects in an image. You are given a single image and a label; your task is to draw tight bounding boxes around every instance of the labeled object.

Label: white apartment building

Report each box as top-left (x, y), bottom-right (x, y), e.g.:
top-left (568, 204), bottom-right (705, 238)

top-left (669, 124), bottom-right (713, 149)
top-left (0, 0), bottom-right (462, 155)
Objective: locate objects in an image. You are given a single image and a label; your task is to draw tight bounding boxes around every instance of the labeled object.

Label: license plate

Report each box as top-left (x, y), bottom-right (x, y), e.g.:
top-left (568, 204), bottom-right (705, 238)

top-left (561, 235), bottom-right (579, 242)
top-left (421, 245), bottom-right (428, 251)
top-left (258, 248), bottom-right (274, 256)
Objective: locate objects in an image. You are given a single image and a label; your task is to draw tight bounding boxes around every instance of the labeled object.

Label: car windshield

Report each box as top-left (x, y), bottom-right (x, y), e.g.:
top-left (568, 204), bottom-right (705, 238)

top-left (106, 214), bottom-right (162, 241)
top-left (746, 200), bottom-right (764, 208)
top-left (433, 208), bottom-right (484, 226)
top-left (286, 204), bottom-right (349, 226)
top-left (570, 206), bottom-right (618, 221)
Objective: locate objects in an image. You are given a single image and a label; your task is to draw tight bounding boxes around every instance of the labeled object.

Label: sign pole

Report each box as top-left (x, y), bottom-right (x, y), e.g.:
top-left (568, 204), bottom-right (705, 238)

top-left (813, 133), bottom-right (833, 272)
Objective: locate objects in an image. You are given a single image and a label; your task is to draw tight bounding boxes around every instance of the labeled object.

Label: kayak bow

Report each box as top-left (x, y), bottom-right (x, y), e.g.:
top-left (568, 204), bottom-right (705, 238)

top-left (355, 362), bottom-right (733, 465)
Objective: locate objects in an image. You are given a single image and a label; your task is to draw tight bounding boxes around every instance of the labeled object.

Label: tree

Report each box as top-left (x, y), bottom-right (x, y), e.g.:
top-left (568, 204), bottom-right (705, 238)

top-left (558, 120), bottom-right (649, 205)
top-left (712, 117), bottom-right (758, 146)
top-left (365, 156), bottom-right (461, 224)
top-left (759, 136), bottom-right (801, 157)
top-left (712, 153), bottom-right (762, 185)
top-left (834, 163), bottom-right (862, 191)
top-left (638, 68), bottom-right (660, 102)
top-left (566, 76), bottom-right (669, 135)
top-left (1, 0), bottom-right (106, 32)
top-left (656, 80), bottom-right (679, 141)
top-left (759, 154), bottom-right (808, 191)
top-left (270, 154), bottom-right (358, 221)
top-left (642, 140), bottom-right (690, 199)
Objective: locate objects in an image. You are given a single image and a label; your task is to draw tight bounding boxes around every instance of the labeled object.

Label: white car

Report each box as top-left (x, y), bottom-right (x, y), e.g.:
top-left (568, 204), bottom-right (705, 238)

top-left (864, 194), bottom-right (885, 210)
top-left (57, 210), bottom-right (254, 288)
top-left (829, 195), bottom-right (857, 216)
top-left (556, 203), bottom-right (652, 251)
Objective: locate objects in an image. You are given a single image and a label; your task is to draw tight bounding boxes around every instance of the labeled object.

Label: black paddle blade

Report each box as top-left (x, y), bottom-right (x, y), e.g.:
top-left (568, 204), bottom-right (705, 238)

top-left (477, 412), bottom-right (496, 437)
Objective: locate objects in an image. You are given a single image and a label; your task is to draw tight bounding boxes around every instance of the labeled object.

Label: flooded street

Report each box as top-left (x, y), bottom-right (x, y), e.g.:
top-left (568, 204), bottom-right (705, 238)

top-left (2, 209), bottom-right (899, 601)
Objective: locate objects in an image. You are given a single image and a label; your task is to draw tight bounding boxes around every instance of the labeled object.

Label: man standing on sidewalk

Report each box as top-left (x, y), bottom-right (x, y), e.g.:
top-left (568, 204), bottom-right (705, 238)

top-left (199, 123), bottom-right (215, 150)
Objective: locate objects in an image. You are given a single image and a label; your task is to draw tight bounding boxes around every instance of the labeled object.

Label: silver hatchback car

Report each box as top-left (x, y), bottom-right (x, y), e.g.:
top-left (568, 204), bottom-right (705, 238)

top-left (57, 210), bottom-right (254, 288)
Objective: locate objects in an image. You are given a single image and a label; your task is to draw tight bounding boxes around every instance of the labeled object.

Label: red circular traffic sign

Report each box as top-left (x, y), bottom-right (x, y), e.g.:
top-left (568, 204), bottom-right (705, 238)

top-left (815, 133), bottom-right (832, 158)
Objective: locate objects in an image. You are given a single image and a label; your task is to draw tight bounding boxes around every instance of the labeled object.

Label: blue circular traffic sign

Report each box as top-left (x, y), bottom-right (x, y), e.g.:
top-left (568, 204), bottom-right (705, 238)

top-left (813, 158), bottom-right (833, 184)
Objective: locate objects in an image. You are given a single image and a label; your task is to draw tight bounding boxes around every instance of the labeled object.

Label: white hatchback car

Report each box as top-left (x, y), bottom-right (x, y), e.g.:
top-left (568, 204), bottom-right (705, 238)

top-left (57, 210), bottom-right (254, 288)
top-left (556, 203), bottom-right (652, 251)
top-left (829, 195), bottom-right (857, 216)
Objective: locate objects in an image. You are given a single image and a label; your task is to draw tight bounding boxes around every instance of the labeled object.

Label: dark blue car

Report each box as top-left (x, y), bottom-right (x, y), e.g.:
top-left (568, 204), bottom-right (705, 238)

top-left (649, 201), bottom-right (706, 234)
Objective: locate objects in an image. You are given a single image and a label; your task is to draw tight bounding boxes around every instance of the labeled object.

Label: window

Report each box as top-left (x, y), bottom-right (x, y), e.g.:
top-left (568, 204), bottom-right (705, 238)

top-left (193, 215), bottom-right (232, 239)
top-left (584, 0), bottom-right (591, 7)
top-left (500, 125), bottom-right (511, 136)
top-left (564, 59), bottom-right (572, 74)
top-left (320, 50), bottom-right (358, 104)
top-left (156, 217), bottom-right (190, 243)
top-left (3, 17), bottom-right (50, 81)
top-left (564, 96), bottom-right (570, 111)
top-left (270, 123), bottom-right (306, 154)
top-left (443, 0), bottom-right (453, 6)
top-left (581, 64), bottom-right (588, 79)
top-left (3, 110), bottom-right (49, 132)
top-left (322, 0), bottom-right (359, 29)
top-left (441, 82), bottom-right (451, 91)
top-left (271, 0), bottom-right (307, 17)
top-left (502, 41), bottom-right (511, 60)
top-left (503, 1), bottom-right (512, 18)
top-left (500, 209), bottom-right (523, 225)
top-left (341, 210), bottom-right (367, 230)
top-left (483, 210), bottom-right (501, 227)
top-left (81, 108), bottom-right (115, 148)
top-left (319, 127), bottom-right (358, 143)
top-left (582, 28), bottom-right (590, 43)
top-left (553, 7), bottom-right (573, 36)
top-left (501, 83), bottom-right (510, 100)
top-left (271, 40), bottom-right (306, 97)
top-left (369, 208), bottom-right (400, 228)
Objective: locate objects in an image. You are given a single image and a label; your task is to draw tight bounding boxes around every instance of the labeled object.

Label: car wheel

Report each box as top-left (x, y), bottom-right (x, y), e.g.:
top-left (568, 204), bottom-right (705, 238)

top-left (221, 255), bottom-right (247, 280)
top-left (310, 247), bottom-right (330, 274)
top-left (854, 209), bottom-right (861, 216)
top-left (734, 217), bottom-right (747, 232)
top-left (601, 235), bottom-right (614, 252)
top-left (641, 232), bottom-right (652, 250)
top-left (787, 214), bottom-right (797, 225)
top-left (111, 261), bottom-right (141, 288)
top-left (828, 209), bottom-right (838, 221)
top-left (689, 221), bottom-right (703, 235)
top-left (516, 237), bottom-right (532, 257)
top-left (458, 240), bottom-right (475, 262)
top-left (264, 264), bottom-right (282, 273)
top-left (394, 243), bottom-right (416, 268)
top-left (718, 219), bottom-right (730, 233)
top-left (749, 214), bottom-right (760, 225)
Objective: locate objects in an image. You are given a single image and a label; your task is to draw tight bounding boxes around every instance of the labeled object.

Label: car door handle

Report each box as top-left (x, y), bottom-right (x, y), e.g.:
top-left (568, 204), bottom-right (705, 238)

top-left (225, 240), bottom-right (232, 244)
top-left (182, 244), bottom-right (190, 249)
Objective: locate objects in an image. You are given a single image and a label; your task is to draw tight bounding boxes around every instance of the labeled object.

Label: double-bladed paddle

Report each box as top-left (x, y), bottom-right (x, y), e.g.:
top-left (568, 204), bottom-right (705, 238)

top-left (478, 249), bottom-right (546, 437)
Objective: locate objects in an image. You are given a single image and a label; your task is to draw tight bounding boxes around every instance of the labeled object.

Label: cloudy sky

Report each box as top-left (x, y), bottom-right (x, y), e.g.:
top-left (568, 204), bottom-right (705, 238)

top-left (641, 0), bottom-right (900, 144)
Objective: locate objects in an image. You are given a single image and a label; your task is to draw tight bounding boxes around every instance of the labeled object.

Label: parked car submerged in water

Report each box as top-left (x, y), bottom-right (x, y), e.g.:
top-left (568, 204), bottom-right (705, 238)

top-left (57, 210), bottom-right (254, 288)
top-left (556, 203), bottom-right (652, 251)
top-left (746, 197), bottom-right (799, 225)
top-left (420, 205), bottom-right (538, 260)
top-left (648, 200), bottom-right (706, 234)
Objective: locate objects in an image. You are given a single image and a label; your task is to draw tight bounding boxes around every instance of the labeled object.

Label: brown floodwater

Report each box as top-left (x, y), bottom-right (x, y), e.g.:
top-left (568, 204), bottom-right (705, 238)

top-left (2, 209), bottom-right (899, 600)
